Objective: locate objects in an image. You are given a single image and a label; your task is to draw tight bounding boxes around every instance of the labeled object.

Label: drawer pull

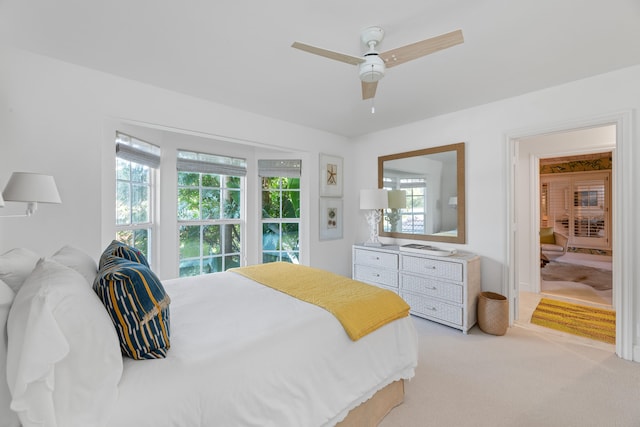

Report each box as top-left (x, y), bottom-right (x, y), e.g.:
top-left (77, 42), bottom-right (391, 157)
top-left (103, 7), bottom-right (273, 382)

top-left (427, 286), bottom-right (437, 290)
top-left (427, 306), bottom-right (437, 311)
top-left (425, 265), bottom-right (437, 270)
top-left (372, 273), bottom-right (380, 277)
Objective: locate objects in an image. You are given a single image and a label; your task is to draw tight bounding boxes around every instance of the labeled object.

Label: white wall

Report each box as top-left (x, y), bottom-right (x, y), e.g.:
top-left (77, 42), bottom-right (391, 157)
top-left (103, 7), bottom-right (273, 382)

top-left (0, 46), bottom-right (356, 276)
top-left (2, 44), bottom-right (640, 358)
top-left (351, 65), bottom-right (639, 358)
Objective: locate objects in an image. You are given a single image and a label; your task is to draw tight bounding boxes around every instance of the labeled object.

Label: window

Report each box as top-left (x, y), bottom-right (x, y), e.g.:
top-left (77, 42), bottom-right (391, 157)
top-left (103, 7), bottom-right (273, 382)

top-left (383, 176), bottom-right (426, 234)
top-left (541, 172), bottom-right (610, 248)
top-left (114, 132), bottom-right (161, 263)
top-left (259, 159), bottom-right (302, 264)
top-left (177, 150), bottom-right (246, 276)
top-left (401, 179), bottom-right (426, 234)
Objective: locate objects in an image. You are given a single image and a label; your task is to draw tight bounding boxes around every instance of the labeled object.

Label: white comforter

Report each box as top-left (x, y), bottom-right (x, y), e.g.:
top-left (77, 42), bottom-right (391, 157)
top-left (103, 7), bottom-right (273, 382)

top-left (107, 271), bottom-right (418, 427)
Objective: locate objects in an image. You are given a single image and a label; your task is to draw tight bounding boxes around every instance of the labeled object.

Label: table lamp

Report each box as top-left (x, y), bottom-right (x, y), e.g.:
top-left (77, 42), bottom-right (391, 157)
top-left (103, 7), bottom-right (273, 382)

top-left (386, 189), bottom-right (406, 232)
top-left (360, 189), bottom-right (388, 246)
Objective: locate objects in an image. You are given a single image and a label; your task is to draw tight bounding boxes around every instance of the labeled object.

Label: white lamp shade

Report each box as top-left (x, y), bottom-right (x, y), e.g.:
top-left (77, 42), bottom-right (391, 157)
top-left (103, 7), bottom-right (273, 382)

top-left (388, 190), bottom-right (407, 209)
top-left (360, 189), bottom-right (389, 210)
top-left (2, 172), bottom-right (62, 204)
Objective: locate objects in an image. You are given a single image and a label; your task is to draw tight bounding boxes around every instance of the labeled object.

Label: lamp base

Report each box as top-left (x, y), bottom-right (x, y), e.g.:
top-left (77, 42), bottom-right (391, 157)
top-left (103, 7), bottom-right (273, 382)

top-left (364, 209), bottom-right (383, 248)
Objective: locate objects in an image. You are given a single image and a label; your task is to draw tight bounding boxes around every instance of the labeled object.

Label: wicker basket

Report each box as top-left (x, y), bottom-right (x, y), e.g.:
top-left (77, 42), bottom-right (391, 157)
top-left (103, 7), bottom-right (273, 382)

top-left (477, 292), bottom-right (509, 336)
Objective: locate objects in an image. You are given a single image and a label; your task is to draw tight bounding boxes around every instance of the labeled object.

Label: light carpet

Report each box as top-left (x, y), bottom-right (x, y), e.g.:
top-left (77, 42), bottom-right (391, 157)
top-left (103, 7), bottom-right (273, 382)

top-left (530, 298), bottom-right (615, 344)
top-left (379, 316), bottom-right (639, 427)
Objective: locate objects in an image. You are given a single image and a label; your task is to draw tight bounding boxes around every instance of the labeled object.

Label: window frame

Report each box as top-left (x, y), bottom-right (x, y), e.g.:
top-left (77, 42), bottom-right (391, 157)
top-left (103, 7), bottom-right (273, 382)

top-left (114, 132), bottom-right (160, 266)
top-left (176, 150), bottom-right (246, 277)
top-left (383, 176), bottom-right (426, 235)
top-left (259, 159), bottom-right (302, 264)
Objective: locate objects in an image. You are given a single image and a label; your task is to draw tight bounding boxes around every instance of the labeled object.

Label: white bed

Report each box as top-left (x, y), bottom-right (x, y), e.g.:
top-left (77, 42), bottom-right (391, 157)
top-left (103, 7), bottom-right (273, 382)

top-left (112, 272), bottom-right (418, 426)
top-left (1, 246), bottom-right (418, 427)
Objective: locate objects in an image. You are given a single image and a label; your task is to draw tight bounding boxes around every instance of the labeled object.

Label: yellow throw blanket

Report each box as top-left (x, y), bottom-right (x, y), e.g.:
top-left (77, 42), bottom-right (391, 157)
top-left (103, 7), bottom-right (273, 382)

top-left (229, 262), bottom-right (410, 341)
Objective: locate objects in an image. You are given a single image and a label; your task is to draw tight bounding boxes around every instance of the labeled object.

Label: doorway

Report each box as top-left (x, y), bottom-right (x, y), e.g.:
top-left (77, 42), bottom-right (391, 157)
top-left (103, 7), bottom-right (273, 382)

top-left (505, 115), bottom-right (633, 357)
top-left (538, 154), bottom-right (612, 308)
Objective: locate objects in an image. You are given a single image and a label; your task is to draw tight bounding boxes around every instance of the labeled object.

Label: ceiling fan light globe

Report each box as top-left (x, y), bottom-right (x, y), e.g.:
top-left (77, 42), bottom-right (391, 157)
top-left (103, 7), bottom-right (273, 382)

top-left (359, 56), bottom-right (385, 83)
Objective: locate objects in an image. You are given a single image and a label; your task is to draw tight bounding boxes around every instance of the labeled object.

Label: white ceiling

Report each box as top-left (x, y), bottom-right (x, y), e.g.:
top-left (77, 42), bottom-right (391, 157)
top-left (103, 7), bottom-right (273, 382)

top-left (2, 0), bottom-right (640, 137)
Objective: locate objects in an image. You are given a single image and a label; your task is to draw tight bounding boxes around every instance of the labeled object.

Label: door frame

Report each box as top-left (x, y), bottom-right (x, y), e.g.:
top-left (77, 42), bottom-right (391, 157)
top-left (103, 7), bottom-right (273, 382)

top-left (505, 110), bottom-right (633, 360)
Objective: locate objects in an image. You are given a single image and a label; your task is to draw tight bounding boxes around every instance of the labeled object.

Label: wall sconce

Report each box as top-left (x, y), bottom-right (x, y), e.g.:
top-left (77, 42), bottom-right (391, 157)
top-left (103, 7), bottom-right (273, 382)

top-left (386, 190), bottom-right (406, 232)
top-left (1, 172), bottom-right (62, 217)
top-left (448, 196), bottom-right (458, 209)
top-left (360, 189), bottom-right (388, 247)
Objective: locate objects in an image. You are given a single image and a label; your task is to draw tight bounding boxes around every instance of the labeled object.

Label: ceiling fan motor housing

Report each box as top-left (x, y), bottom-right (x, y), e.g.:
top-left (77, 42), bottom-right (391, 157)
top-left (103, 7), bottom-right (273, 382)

top-left (360, 26), bottom-right (385, 46)
top-left (359, 54), bottom-right (385, 82)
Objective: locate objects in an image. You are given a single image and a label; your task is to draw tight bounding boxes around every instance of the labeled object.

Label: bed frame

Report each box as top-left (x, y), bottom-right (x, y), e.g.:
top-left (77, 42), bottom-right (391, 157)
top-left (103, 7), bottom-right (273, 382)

top-left (337, 380), bottom-right (404, 427)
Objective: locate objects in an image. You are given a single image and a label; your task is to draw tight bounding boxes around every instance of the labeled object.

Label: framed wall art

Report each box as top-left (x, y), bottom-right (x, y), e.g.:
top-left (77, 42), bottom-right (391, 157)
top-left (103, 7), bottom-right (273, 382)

top-left (319, 198), bottom-right (343, 240)
top-left (319, 153), bottom-right (343, 197)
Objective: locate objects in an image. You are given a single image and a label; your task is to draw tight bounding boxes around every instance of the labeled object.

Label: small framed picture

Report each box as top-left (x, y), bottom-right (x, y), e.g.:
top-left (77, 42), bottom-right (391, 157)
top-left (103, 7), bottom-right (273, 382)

top-left (319, 198), bottom-right (343, 240)
top-left (319, 153), bottom-right (343, 197)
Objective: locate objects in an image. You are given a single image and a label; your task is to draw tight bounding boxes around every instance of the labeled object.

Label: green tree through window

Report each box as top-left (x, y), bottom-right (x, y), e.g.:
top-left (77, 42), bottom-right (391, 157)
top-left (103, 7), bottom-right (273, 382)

top-left (177, 150), bottom-right (245, 277)
top-left (261, 176), bottom-right (300, 263)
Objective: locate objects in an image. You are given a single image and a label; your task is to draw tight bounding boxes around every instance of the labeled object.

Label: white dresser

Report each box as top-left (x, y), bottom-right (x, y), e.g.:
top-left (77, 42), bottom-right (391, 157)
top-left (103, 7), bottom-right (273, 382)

top-left (352, 245), bottom-right (400, 293)
top-left (352, 244), bottom-right (481, 333)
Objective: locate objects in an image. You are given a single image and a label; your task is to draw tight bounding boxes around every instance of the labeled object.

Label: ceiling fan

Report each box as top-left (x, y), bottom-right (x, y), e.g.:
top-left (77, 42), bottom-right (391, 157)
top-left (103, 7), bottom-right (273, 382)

top-left (291, 27), bottom-right (464, 101)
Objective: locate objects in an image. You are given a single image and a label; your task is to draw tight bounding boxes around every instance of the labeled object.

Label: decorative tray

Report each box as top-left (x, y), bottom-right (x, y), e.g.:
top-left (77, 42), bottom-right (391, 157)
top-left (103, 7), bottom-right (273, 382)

top-left (399, 244), bottom-right (457, 257)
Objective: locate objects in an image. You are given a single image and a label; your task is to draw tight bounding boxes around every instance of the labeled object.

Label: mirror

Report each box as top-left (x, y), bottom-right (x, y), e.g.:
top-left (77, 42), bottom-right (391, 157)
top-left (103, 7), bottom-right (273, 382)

top-left (378, 142), bottom-right (465, 244)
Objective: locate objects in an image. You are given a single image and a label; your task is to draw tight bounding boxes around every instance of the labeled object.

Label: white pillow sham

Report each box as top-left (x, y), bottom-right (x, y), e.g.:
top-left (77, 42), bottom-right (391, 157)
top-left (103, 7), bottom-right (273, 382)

top-left (0, 248), bottom-right (40, 293)
top-left (6, 259), bottom-right (123, 427)
top-left (50, 245), bottom-right (98, 286)
top-left (0, 279), bottom-right (20, 427)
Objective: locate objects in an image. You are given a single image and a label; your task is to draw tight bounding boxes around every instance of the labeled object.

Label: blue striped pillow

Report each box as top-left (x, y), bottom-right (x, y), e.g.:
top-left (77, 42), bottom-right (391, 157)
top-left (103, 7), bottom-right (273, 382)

top-left (99, 240), bottom-right (149, 269)
top-left (93, 256), bottom-right (170, 359)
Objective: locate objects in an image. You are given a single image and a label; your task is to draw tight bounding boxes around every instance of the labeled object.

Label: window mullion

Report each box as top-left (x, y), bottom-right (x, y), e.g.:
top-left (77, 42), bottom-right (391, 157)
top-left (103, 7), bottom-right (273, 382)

top-left (200, 224), bottom-right (205, 274)
top-left (128, 180), bottom-right (134, 225)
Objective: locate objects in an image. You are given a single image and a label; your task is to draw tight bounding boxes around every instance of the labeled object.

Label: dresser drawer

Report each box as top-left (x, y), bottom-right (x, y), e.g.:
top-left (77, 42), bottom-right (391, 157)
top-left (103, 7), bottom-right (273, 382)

top-left (354, 248), bottom-right (398, 269)
top-left (401, 273), bottom-right (463, 304)
top-left (401, 292), bottom-right (463, 326)
top-left (353, 245), bottom-right (480, 334)
top-left (401, 255), bottom-right (463, 282)
top-left (354, 265), bottom-right (398, 289)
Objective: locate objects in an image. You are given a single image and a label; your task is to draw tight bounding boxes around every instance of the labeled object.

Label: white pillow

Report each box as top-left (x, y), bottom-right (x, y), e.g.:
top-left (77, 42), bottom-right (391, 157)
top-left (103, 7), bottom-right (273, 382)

top-left (51, 245), bottom-right (98, 286)
top-left (0, 248), bottom-right (40, 293)
top-left (0, 279), bottom-right (20, 427)
top-left (6, 259), bottom-right (123, 427)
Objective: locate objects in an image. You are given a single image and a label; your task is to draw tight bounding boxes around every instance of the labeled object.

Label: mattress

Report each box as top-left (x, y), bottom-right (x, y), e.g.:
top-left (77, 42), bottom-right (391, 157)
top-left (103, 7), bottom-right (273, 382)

top-left (107, 271), bottom-right (418, 427)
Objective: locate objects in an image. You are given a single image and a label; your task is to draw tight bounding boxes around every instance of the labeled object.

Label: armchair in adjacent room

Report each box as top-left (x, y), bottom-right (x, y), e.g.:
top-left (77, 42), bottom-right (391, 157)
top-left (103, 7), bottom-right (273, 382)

top-left (540, 227), bottom-right (569, 260)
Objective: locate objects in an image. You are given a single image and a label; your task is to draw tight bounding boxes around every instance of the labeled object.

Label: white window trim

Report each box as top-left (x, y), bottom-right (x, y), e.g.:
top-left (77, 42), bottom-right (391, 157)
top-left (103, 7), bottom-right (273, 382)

top-left (102, 121), bottom-right (311, 279)
top-left (259, 176), bottom-right (301, 264)
top-left (176, 149), bottom-right (246, 276)
top-left (114, 133), bottom-right (160, 267)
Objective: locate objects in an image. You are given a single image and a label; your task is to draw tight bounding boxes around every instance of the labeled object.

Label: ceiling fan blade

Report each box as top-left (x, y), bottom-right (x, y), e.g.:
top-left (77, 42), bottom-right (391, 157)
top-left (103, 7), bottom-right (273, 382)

top-left (380, 29), bottom-right (464, 69)
top-left (291, 42), bottom-right (365, 66)
top-left (362, 81), bottom-right (378, 100)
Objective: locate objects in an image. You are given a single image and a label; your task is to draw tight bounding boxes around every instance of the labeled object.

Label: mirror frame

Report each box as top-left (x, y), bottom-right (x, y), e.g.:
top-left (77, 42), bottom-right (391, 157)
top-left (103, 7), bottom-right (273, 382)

top-left (378, 142), bottom-right (466, 244)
